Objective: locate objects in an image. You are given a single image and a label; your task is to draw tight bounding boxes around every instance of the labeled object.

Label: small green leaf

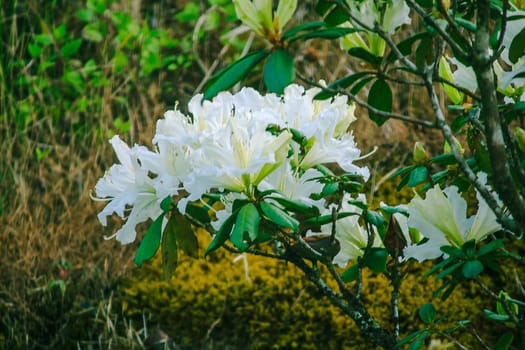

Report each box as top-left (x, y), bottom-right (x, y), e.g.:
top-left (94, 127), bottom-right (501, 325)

top-left (28, 43), bottom-right (42, 58)
top-left (462, 260), bottom-right (484, 279)
top-left (60, 39), bottom-right (82, 57)
top-left (160, 196), bottom-right (172, 212)
top-left (205, 211), bottom-right (238, 256)
top-left (348, 47), bottom-right (382, 67)
top-left (363, 248), bottom-right (388, 273)
top-left (260, 201), bottom-right (299, 231)
top-left (454, 17), bottom-right (476, 32)
top-left (315, 72), bottom-right (370, 100)
top-left (341, 263), bottom-right (359, 282)
top-left (478, 239), bottom-right (504, 256)
top-left (231, 203), bottom-right (260, 250)
top-left (365, 210), bottom-right (386, 228)
top-left (186, 202), bottom-right (211, 224)
top-left (82, 23), bottom-right (104, 42)
top-left (494, 333), bottom-right (514, 350)
top-left (162, 215), bottom-right (178, 280)
top-left (302, 212), bottom-right (356, 226)
top-left (263, 49), bottom-right (295, 94)
top-left (324, 6), bottom-right (349, 26)
top-left (483, 309), bottom-right (510, 322)
top-left (134, 214), bottom-right (164, 267)
top-left (407, 166), bottom-right (428, 187)
top-left (509, 26), bottom-right (525, 64)
top-left (288, 27), bottom-right (360, 42)
top-left (173, 214), bottom-right (199, 258)
top-left (368, 79), bottom-right (392, 126)
top-left (282, 21), bottom-right (325, 40)
top-left (204, 50), bottom-right (269, 100)
top-left (267, 196), bottom-right (319, 215)
top-left (34, 33), bottom-right (54, 46)
top-left (419, 303), bottom-right (436, 323)
top-left (387, 32), bottom-right (429, 63)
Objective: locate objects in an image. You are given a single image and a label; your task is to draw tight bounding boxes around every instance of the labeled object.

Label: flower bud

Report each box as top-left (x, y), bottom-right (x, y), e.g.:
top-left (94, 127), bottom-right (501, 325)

top-left (514, 127), bottom-right (525, 153)
top-left (413, 142), bottom-right (429, 164)
top-left (496, 290), bottom-right (519, 317)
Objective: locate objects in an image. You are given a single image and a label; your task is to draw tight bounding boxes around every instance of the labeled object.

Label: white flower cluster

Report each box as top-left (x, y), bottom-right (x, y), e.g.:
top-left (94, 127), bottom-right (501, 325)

top-left (94, 84), bottom-right (369, 246)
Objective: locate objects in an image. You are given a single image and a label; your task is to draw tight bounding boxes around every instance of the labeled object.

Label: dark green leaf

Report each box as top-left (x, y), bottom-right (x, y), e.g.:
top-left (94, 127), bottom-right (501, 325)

top-left (454, 17), bottom-right (476, 32)
top-left (315, 72), bottom-right (370, 100)
top-left (397, 330), bottom-right (429, 347)
top-left (348, 48), bottom-right (382, 67)
top-left (363, 248), bottom-right (388, 273)
top-left (267, 196), bottom-right (319, 215)
top-left (379, 205), bottom-right (408, 216)
top-left (260, 201), bottom-right (298, 231)
top-left (315, 0), bottom-right (333, 16)
top-left (415, 36), bottom-right (434, 68)
top-left (419, 303), bottom-right (436, 323)
top-left (134, 213), bottom-right (164, 267)
top-left (436, 261), bottom-right (463, 280)
top-left (408, 166), bottom-right (428, 187)
top-left (440, 245), bottom-right (465, 258)
top-left (509, 26), bottom-right (525, 64)
top-left (350, 76), bottom-right (373, 94)
top-left (263, 49), bottom-right (295, 94)
top-left (365, 210), bottom-right (386, 228)
top-left (186, 202), bottom-right (211, 224)
top-left (160, 196), bottom-right (172, 212)
top-left (282, 21), bottom-right (325, 41)
top-left (368, 79), bottom-right (392, 126)
top-left (341, 263), bottom-right (359, 282)
top-left (462, 260), bottom-right (484, 279)
top-left (231, 203), bottom-right (260, 250)
top-left (430, 153), bottom-right (457, 165)
top-left (494, 333), bottom-right (514, 350)
top-left (324, 6), bottom-right (350, 26)
top-left (60, 39), bottom-right (82, 57)
top-left (483, 309), bottom-right (510, 322)
top-left (421, 256), bottom-right (454, 280)
top-left (322, 182), bottom-right (339, 196)
top-left (204, 50), bottom-right (269, 100)
top-left (173, 214), bottom-right (199, 258)
top-left (390, 165), bottom-right (416, 179)
top-left (387, 32), bottom-right (429, 63)
top-left (289, 27), bottom-right (361, 42)
top-left (205, 211), bottom-right (238, 256)
top-left (162, 215), bottom-right (178, 280)
top-left (303, 212), bottom-right (356, 226)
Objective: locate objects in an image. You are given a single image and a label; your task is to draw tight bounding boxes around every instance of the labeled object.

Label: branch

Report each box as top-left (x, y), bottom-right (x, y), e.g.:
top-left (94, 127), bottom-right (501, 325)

top-left (472, 0), bottom-right (525, 234)
top-left (300, 75), bottom-right (438, 129)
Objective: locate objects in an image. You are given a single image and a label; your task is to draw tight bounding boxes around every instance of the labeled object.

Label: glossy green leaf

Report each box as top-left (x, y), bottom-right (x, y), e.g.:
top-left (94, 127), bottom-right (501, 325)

top-left (350, 76), bottom-right (373, 95)
top-left (205, 210), bottom-right (238, 256)
top-left (341, 263), bottom-right (359, 282)
top-left (484, 309), bottom-right (510, 322)
top-left (368, 79), bottom-right (392, 126)
top-left (260, 201), bottom-right (298, 231)
top-left (365, 210), bottom-right (386, 228)
top-left (509, 26), bottom-right (525, 64)
top-left (386, 32), bottom-right (429, 63)
top-left (186, 202), bottom-right (211, 224)
top-left (407, 166), bottom-right (428, 187)
top-left (419, 303), bottom-right (436, 324)
top-left (289, 27), bottom-right (360, 42)
top-left (462, 260), bottom-right (484, 279)
top-left (363, 248), bottom-right (388, 273)
top-left (263, 49), bottom-right (295, 94)
top-left (282, 21), bottom-right (325, 40)
top-left (162, 215), bottom-right (178, 280)
top-left (231, 203), bottom-right (260, 250)
top-left (454, 17), bottom-right (476, 32)
top-left (134, 213), bottom-right (164, 267)
top-left (160, 196), bottom-right (172, 212)
top-left (204, 50), bottom-right (269, 100)
top-left (348, 48), bottom-right (382, 67)
top-left (477, 239), bottom-right (504, 256)
top-left (60, 39), bottom-right (82, 57)
top-left (315, 72), bottom-right (370, 100)
top-left (324, 6), bottom-right (349, 26)
top-left (267, 196), bottom-right (319, 215)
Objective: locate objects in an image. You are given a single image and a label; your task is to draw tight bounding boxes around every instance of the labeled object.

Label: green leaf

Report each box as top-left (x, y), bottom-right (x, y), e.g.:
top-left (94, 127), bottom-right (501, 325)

top-left (162, 215), bottom-right (178, 280)
top-left (267, 196), bottom-right (319, 215)
top-left (419, 303), bottom-right (436, 323)
top-left (509, 26), bottom-right (525, 64)
top-left (289, 27), bottom-right (360, 42)
top-left (407, 166), bottom-right (428, 187)
top-left (436, 261), bottom-right (463, 280)
top-left (205, 211), bottom-right (238, 256)
top-left (341, 263), bottom-right (359, 282)
top-left (28, 43), bottom-right (42, 58)
top-left (231, 203), bottom-right (260, 250)
top-left (260, 201), bottom-right (299, 231)
top-left (494, 333), bottom-right (514, 350)
top-left (302, 212), bottom-right (356, 226)
top-left (204, 50), bottom-right (269, 100)
top-left (462, 260), bottom-right (484, 279)
top-left (454, 17), bottom-right (476, 32)
top-left (483, 309), bottom-right (510, 322)
top-left (324, 6), bottom-right (349, 26)
top-left (60, 39), bottom-right (82, 57)
top-left (386, 32), bottom-right (429, 63)
top-left (134, 213), bottom-right (164, 267)
top-left (173, 214), bottom-right (199, 258)
top-left (368, 79), bottom-right (392, 126)
top-left (365, 210), bottom-right (386, 228)
top-left (430, 153), bottom-right (456, 165)
top-left (363, 248), bottom-right (388, 273)
top-left (315, 72), bottom-right (370, 100)
top-left (160, 196), bottom-right (172, 212)
top-left (350, 76), bottom-right (373, 95)
top-left (186, 202), bottom-right (211, 224)
top-left (315, 0), bottom-right (333, 16)
top-left (263, 49), bottom-right (295, 94)
top-left (34, 33), bottom-right (54, 46)
top-left (282, 21), bottom-right (325, 40)
top-left (415, 36), bottom-right (434, 68)
top-left (348, 48), bottom-right (382, 67)
top-left (82, 23), bottom-right (104, 42)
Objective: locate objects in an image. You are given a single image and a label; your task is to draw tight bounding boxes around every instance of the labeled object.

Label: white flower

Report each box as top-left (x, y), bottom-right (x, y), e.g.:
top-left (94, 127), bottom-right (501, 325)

top-left (405, 180), bottom-right (502, 262)
top-left (94, 136), bottom-right (163, 244)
